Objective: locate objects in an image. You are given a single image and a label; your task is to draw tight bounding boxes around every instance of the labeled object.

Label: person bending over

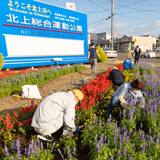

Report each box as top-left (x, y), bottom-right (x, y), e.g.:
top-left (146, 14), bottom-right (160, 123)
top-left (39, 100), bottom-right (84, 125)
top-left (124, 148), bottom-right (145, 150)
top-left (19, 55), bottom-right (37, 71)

top-left (106, 79), bottom-right (145, 118)
top-left (31, 89), bottom-right (84, 142)
top-left (108, 67), bottom-right (125, 86)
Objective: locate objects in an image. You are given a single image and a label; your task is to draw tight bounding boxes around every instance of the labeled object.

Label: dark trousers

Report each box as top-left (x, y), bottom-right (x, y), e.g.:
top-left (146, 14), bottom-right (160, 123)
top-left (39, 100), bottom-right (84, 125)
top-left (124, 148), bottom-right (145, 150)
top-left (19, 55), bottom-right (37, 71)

top-left (134, 57), bottom-right (139, 64)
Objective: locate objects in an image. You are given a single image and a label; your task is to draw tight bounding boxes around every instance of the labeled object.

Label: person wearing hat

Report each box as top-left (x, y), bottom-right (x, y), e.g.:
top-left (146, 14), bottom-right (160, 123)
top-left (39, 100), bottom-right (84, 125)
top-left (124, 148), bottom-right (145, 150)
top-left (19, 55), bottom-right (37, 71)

top-left (31, 89), bottom-right (84, 142)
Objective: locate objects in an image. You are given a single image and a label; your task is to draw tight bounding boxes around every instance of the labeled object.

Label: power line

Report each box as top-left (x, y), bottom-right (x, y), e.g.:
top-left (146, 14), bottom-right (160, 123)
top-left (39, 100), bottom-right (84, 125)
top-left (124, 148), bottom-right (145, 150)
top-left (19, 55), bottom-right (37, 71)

top-left (87, 10), bottom-right (106, 14)
top-left (88, 18), bottom-right (107, 25)
top-left (88, 0), bottom-right (110, 13)
top-left (116, 14), bottom-right (160, 20)
top-left (115, 3), bottom-right (160, 12)
top-left (117, 0), bottom-right (160, 6)
top-left (115, 0), bottom-right (148, 11)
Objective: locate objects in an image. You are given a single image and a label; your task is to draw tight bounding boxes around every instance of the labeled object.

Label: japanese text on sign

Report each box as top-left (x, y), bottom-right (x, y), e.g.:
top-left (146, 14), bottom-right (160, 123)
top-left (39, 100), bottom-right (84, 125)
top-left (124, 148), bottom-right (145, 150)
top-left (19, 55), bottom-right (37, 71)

top-left (8, 0), bottom-right (52, 14)
top-left (6, 14), bottom-right (83, 32)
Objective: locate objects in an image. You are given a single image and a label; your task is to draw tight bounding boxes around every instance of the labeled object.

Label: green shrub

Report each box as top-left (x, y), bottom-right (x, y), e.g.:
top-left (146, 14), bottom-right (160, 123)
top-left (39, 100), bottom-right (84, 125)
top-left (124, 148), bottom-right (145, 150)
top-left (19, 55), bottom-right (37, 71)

top-left (96, 45), bottom-right (107, 63)
top-left (0, 53), bottom-right (4, 71)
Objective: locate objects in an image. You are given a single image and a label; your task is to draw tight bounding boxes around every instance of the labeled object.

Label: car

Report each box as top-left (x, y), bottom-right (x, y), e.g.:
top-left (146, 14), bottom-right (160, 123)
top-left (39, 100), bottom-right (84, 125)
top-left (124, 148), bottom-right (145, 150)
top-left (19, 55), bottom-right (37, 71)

top-left (141, 49), bottom-right (155, 58)
top-left (102, 48), bottom-right (117, 58)
top-left (154, 48), bottom-right (159, 52)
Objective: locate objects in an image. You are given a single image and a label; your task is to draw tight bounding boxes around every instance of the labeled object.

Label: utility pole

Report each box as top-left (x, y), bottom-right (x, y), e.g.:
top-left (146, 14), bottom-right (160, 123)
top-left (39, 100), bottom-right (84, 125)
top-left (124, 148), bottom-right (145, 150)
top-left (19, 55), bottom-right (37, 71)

top-left (111, 0), bottom-right (114, 50)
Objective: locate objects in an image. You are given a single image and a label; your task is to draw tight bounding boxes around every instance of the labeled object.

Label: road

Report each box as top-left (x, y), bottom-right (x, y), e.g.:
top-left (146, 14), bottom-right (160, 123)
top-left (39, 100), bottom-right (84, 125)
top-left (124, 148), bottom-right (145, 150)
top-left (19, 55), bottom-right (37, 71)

top-left (117, 52), bottom-right (160, 77)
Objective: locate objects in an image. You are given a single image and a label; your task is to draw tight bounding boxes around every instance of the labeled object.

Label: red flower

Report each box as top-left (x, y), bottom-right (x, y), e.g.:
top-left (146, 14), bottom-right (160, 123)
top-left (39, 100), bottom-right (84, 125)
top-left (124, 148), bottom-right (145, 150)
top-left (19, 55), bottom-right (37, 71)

top-left (14, 111), bottom-right (19, 118)
top-left (18, 122), bottom-right (23, 126)
top-left (0, 118), bottom-right (3, 121)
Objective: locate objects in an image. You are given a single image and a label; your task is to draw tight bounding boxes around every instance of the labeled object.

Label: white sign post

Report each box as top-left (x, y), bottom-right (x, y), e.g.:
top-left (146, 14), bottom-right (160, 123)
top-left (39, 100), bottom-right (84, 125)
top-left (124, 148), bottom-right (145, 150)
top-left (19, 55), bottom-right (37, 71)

top-left (66, 2), bottom-right (76, 11)
top-left (88, 34), bottom-right (90, 45)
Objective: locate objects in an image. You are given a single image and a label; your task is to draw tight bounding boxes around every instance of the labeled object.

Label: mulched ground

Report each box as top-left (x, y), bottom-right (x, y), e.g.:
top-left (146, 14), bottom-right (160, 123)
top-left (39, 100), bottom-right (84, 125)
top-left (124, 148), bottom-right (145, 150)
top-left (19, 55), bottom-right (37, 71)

top-left (0, 60), bottom-right (122, 116)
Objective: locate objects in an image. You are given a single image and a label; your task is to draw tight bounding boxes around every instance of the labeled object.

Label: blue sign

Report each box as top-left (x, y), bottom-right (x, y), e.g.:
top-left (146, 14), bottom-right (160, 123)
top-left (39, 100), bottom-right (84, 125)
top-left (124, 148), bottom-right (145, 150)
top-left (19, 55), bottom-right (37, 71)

top-left (0, 0), bottom-right (88, 68)
top-left (114, 38), bottom-right (116, 43)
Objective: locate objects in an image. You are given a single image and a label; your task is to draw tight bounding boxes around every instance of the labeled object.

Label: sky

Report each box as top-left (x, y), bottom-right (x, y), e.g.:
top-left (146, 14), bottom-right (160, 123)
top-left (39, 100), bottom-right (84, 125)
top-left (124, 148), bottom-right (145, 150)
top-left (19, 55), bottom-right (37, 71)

top-left (37, 0), bottom-right (160, 37)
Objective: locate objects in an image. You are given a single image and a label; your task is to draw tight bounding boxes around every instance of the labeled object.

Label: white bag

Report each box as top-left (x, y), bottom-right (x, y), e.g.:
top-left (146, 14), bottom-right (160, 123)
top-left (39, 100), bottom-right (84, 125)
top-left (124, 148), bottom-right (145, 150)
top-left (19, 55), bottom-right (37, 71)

top-left (22, 85), bottom-right (42, 99)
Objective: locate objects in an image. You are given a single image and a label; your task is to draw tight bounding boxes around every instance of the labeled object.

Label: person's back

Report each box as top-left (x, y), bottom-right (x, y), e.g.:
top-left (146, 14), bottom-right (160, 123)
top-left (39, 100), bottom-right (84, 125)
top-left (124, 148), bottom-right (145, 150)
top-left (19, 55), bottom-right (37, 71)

top-left (123, 59), bottom-right (132, 70)
top-left (89, 47), bottom-right (97, 59)
top-left (109, 69), bottom-right (125, 86)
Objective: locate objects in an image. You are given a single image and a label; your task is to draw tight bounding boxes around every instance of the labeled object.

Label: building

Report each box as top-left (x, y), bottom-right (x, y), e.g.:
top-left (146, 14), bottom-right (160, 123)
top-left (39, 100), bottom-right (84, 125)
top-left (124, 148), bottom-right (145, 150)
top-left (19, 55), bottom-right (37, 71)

top-left (97, 32), bottom-right (111, 48)
top-left (89, 33), bottom-right (98, 46)
top-left (114, 34), bottom-right (156, 52)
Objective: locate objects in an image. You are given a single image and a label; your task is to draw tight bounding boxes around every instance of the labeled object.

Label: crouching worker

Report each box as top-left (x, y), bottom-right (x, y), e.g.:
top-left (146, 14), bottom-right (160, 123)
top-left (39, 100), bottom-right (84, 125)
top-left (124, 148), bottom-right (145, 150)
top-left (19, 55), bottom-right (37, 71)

top-left (108, 67), bottom-right (125, 87)
top-left (123, 59), bottom-right (133, 70)
top-left (106, 79), bottom-right (145, 118)
top-left (31, 89), bottom-right (84, 142)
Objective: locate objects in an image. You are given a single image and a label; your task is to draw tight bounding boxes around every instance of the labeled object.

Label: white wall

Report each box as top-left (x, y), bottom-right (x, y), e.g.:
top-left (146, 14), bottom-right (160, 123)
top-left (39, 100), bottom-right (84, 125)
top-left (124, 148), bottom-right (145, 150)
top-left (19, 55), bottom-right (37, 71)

top-left (4, 34), bottom-right (84, 57)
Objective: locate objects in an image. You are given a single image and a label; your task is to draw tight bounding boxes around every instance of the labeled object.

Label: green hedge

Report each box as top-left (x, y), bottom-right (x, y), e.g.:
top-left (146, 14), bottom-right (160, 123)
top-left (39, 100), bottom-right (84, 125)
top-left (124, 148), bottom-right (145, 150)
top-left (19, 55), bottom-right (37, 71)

top-left (0, 65), bottom-right (87, 98)
top-left (97, 45), bottom-right (108, 63)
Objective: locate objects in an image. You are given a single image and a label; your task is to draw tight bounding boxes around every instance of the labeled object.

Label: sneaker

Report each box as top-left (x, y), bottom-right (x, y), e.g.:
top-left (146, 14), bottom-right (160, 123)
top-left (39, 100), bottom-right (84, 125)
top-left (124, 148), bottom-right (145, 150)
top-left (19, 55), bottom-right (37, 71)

top-left (37, 134), bottom-right (54, 142)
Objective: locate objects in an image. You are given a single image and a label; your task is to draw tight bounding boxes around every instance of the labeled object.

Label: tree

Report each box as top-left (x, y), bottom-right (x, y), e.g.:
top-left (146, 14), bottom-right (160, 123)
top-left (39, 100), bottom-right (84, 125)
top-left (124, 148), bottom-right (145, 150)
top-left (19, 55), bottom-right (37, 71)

top-left (0, 53), bottom-right (4, 71)
top-left (96, 45), bottom-right (108, 63)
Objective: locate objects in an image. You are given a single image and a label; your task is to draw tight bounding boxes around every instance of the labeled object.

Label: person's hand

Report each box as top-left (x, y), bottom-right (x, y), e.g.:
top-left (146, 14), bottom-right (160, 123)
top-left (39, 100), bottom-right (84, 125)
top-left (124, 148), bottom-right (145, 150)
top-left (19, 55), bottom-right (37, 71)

top-left (118, 95), bottom-right (127, 106)
top-left (75, 126), bottom-right (80, 133)
top-left (140, 55), bottom-right (141, 58)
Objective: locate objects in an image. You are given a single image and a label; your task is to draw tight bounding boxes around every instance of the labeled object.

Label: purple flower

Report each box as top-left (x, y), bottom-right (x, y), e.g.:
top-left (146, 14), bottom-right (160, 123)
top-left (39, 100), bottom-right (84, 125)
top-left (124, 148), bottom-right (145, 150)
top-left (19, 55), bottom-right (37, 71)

top-left (58, 148), bottom-right (64, 159)
top-left (110, 155), bottom-right (114, 160)
top-left (24, 148), bottom-right (28, 156)
top-left (66, 146), bottom-right (72, 159)
top-left (142, 143), bottom-right (146, 153)
top-left (129, 155), bottom-right (133, 160)
top-left (124, 125), bottom-right (126, 131)
top-left (99, 134), bottom-right (104, 147)
top-left (119, 143), bottom-right (122, 149)
top-left (113, 137), bottom-right (116, 143)
top-left (10, 157), bottom-right (14, 160)
top-left (40, 142), bottom-right (44, 150)
top-left (51, 142), bottom-right (55, 151)
top-left (140, 123), bottom-right (143, 129)
top-left (12, 140), bottom-right (16, 153)
top-left (96, 143), bottom-right (100, 152)
top-left (4, 146), bottom-right (9, 156)
top-left (68, 132), bottom-right (72, 138)
top-left (73, 147), bottom-right (76, 155)
top-left (117, 150), bottom-right (121, 157)
top-left (123, 148), bottom-right (127, 157)
top-left (149, 128), bottom-right (152, 135)
top-left (37, 137), bottom-right (40, 147)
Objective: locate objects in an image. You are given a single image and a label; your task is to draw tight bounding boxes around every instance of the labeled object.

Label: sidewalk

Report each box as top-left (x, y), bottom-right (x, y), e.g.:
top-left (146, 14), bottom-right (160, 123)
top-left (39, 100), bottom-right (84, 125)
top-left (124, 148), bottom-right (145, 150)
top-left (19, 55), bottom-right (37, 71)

top-left (0, 60), bottom-right (123, 116)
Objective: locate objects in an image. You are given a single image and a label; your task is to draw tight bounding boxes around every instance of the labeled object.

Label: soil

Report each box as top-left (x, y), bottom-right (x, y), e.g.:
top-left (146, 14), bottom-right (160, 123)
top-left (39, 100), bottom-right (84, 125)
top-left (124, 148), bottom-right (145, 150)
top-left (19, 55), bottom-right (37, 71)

top-left (0, 61), bottom-right (122, 116)
top-left (0, 60), bottom-right (123, 159)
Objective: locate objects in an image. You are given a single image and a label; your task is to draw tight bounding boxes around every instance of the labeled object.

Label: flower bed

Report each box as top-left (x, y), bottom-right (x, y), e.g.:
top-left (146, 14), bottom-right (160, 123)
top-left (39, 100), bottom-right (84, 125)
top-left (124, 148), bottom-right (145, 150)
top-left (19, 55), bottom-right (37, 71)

top-left (0, 64), bottom-right (86, 98)
top-left (1, 62), bottom-right (159, 160)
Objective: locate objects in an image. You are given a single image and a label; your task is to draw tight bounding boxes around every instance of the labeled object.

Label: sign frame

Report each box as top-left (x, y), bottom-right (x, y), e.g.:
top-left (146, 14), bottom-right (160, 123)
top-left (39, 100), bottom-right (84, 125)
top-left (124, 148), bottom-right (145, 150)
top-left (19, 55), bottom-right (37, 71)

top-left (0, 0), bottom-right (88, 69)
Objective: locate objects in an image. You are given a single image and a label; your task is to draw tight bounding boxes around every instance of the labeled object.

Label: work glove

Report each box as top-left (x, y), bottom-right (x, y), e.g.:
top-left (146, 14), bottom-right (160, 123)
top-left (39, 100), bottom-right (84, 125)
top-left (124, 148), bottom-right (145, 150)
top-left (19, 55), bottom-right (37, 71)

top-left (75, 126), bottom-right (80, 133)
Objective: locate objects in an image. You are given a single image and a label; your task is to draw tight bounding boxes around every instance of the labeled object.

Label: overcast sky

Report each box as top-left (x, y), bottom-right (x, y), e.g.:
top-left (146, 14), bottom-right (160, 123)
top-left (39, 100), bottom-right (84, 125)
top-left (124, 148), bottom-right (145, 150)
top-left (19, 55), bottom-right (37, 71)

top-left (37, 0), bottom-right (160, 37)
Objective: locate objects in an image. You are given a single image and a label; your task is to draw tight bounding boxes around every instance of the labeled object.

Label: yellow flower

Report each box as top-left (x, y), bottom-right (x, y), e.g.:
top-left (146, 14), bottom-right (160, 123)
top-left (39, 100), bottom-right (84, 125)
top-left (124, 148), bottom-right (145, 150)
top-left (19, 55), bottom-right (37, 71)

top-left (75, 137), bottom-right (78, 140)
top-left (2, 149), bottom-right (5, 153)
top-left (56, 144), bottom-right (60, 147)
top-left (66, 136), bottom-right (69, 139)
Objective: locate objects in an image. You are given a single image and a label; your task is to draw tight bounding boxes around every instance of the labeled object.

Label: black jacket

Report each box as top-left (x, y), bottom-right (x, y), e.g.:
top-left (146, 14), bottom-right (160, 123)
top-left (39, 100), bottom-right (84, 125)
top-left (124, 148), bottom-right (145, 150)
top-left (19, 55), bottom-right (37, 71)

top-left (109, 69), bottom-right (125, 86)
top-left (134, 48), bottom-right (141, 58)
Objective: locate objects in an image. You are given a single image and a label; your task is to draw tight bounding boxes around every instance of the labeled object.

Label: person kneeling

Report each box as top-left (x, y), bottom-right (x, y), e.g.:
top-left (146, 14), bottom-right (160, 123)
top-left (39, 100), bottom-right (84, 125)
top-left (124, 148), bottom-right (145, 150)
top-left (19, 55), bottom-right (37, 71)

top-left (106, 79), bottom-right (145, 118)
top-left (108, 67), bottom-right (125, 87)
top-left (31, 89), bottom-right (83, 142)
